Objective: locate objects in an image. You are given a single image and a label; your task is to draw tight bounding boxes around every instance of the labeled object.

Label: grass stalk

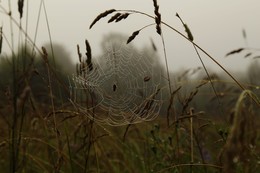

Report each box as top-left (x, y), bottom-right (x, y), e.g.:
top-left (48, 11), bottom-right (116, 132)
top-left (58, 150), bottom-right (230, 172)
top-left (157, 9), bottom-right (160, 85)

top-left (189, 108), bottom-right (194, 173)
top-left (7, 0), bottom-right (18, 172)
top-left (65, 125), bottom-right (74, 173)
top-left (31, 0), bottom-right (43, 55)
top-left (160, 32), bottom-right (172, 94)
top-left (41, 47), bottom-right (62, 172)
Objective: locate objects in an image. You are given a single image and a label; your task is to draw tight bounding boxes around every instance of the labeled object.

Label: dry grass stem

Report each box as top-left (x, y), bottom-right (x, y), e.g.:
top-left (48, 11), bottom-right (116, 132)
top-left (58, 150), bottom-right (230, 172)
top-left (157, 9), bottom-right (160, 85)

top-left (167, 86), bottom-right (182, 125)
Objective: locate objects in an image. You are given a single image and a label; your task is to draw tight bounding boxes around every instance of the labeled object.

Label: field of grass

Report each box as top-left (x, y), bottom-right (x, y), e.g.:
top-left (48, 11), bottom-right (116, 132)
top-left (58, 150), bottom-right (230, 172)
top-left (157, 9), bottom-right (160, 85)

top-left (0, 0), bottom-right (259, 173)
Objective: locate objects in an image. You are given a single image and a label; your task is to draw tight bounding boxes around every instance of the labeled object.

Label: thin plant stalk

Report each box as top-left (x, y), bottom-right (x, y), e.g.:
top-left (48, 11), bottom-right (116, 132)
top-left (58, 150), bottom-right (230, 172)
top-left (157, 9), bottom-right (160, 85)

top-left (32, 0), bottom-right (43, 55)
top-left (42, 0), bottom-right (64, 105)
top-left (7, 0), bottom-right (18, 172)
top-left (160, 32), bottom-right (172, 93)
top-left (190, 108), bottom-right (194, 173)
top-left (42, 0), bottom-right (56, 66)
top-left (41, 47), bottom-right (62, 171)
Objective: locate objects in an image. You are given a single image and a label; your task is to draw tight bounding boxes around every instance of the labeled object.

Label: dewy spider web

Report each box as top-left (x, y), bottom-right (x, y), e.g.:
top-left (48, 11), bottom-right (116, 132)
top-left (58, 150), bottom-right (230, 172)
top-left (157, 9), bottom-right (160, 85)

top-left (70, 38), bottom-right (163, 126)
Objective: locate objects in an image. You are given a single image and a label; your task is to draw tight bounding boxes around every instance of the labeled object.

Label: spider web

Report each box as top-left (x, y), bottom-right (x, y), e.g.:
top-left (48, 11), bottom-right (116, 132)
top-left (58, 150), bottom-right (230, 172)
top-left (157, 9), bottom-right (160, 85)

top-left (70, 40), bottom-right (163, 126)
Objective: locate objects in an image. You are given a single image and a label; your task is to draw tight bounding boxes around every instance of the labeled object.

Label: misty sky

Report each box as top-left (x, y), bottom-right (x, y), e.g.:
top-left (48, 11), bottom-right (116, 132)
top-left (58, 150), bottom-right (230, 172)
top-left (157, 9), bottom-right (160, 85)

top-left (1, 0), bottom-right (260, 74)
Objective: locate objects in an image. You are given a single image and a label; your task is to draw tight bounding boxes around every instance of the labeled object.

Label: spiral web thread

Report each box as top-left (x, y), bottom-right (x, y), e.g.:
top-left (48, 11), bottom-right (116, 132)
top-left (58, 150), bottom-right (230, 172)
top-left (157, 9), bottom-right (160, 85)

top-left (70, 41), bottom-right (163, 126)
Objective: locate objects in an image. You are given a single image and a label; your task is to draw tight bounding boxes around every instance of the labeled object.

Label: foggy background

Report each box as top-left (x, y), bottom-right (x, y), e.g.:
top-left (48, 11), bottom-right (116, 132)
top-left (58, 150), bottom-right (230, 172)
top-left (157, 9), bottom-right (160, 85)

top-left (1, 0), bottom-right (260, 74)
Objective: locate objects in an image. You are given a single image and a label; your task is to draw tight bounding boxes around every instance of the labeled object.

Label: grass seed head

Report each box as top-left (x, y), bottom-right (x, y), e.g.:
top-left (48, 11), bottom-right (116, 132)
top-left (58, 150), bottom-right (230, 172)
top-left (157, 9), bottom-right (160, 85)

top-left (41, 46), bottom-right (48, 62)
top-left (115, 13), bottom-right (130, 22)
top-left (108, 13), bottom-right (121, 23)
top-left (153, 0), bottom-right (161, 35)
top-left (77, 44), bottom-right (82, 63)
top-left (184, 24), bottom-right (193, 41)
top-left (85, 40), bottom-right (92, 60)
top-left (144, 76), bottom-right (151, 82)
top-left (90, 9), bottom-right (116, 29)
top-left (85, 39), bottom-right (93, 71)
top-left (127, 30), bottom-right (140, 44)
top-left (176, 13), bottom-right (194, 41)
top-left (225, 48), bottom-right (245, 57)
top-left (18, 0), bottom-right (24, 18)
top-left (156, 24), bottom-right (161, 35)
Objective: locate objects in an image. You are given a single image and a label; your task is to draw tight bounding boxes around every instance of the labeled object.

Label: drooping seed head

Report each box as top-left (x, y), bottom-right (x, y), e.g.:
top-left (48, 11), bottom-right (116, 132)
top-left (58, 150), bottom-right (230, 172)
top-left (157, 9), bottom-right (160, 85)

top-left (127, 30), bottom-right (140, 44)
top-left (90, 9), bottom-right (116, 29)
top-left (108, 13), bottom-right (121, 23)
top-left (115, 13), bottom-right (130, 22)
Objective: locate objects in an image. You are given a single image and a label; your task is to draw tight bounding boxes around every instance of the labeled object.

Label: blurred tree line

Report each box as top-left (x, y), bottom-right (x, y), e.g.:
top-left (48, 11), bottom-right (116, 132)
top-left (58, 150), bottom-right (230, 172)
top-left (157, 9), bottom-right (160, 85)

top-left (0, 33), bottom-right (259, 118)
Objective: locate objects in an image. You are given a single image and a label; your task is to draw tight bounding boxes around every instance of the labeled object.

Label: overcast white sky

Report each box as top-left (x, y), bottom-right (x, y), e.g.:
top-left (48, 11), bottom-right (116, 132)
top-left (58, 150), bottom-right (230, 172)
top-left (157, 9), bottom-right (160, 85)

top-left (1, 0), bottom-right (260, 73)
